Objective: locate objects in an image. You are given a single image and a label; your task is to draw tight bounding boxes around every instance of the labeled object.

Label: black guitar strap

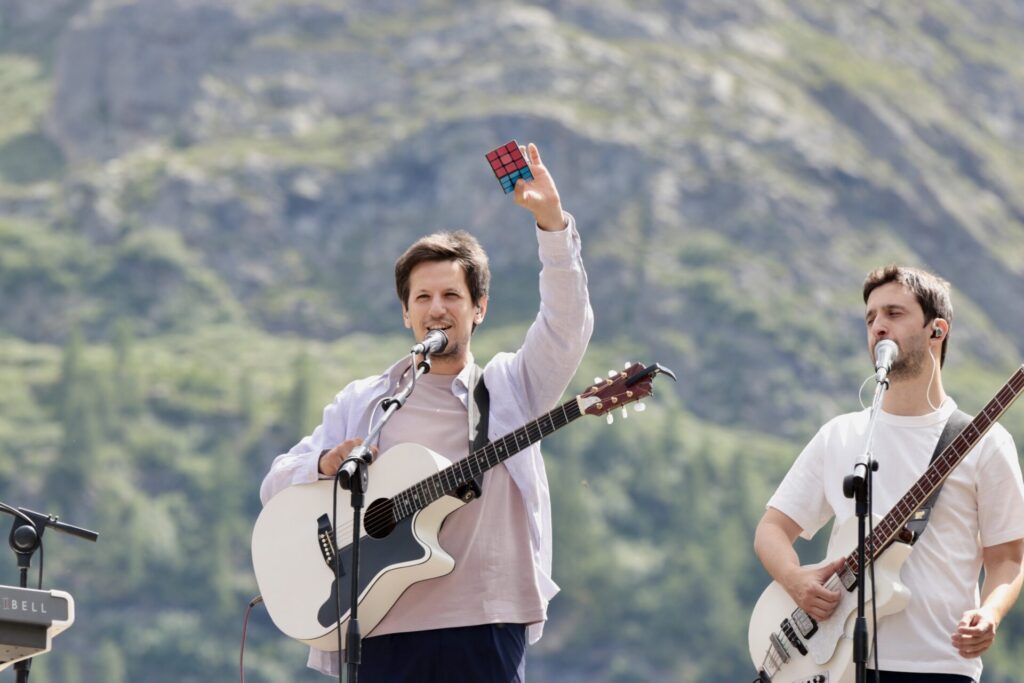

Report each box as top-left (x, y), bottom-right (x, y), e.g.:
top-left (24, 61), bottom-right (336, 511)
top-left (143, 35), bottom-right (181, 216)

top-left (455, 364), bottom-right (489, 503)
top-left (905, 409), bottom-right (972, 543)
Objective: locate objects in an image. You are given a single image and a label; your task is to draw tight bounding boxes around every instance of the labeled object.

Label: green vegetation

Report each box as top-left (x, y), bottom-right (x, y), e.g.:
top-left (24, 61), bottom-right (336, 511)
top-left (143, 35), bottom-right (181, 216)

top-left (0, 56), bottom-right (51, 143)
top-left (0, 55), bottom-right (62, 184)
top-left (2, 322), bottom-right (1021, 681)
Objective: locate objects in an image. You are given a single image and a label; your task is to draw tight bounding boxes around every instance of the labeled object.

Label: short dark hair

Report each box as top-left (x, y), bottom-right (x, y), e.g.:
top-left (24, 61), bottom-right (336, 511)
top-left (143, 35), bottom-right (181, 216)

top-left (863, 264), bottom-right (953, 366)
top-left (394, 231), bottom-right (490, 309)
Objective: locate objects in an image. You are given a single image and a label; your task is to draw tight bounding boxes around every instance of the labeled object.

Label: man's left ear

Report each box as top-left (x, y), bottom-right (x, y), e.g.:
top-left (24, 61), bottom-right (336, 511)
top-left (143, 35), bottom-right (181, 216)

top-left (402, 307), bottom-right (411, 329)
top-left (474, 297), bottom-right (488, 325)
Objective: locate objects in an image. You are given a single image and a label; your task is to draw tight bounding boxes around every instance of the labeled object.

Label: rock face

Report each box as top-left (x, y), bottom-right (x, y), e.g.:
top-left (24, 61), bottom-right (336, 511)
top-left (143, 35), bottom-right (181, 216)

top-left (47, 0), bottom-right (245, 161)
top-left (4, 0), bottom-right (1024, 434)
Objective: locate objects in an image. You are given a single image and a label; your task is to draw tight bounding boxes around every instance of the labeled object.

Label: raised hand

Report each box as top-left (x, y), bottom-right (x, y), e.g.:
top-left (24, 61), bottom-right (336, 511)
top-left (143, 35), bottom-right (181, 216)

top-left (513, 142), bottom-right (565, 231)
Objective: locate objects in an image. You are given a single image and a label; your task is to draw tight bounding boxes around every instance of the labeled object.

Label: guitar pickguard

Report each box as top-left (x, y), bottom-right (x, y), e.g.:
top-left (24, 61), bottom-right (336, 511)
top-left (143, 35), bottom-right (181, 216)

top-left (806, 588), bottom-right (857, 665)
top-left (317, 515), bottom-right (427, 628)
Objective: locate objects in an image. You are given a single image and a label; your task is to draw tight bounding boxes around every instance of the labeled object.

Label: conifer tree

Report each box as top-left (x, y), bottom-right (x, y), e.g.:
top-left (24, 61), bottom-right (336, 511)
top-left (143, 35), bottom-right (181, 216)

top-left (284, 351), bottom-right (315, 447)
top-left (53, 329), bottom-right (101, 511)
top-left (112, 318), bottom-right (142, 418)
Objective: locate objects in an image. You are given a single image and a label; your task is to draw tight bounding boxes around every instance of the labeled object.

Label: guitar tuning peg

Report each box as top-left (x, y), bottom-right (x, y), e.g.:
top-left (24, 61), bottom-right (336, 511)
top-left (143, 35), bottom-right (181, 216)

top-left (635, 401), bottom-right (646, 412)
top-left (606, 413), bottom-right (614, 425)
top-left (607, 370), bottom-right (618, 378)
top-left (594, 377), bottom-right (603, 384)
top-left (624, 361), bottom-right (632, 369)
top-left (621, 406), bottom-right (628, 419)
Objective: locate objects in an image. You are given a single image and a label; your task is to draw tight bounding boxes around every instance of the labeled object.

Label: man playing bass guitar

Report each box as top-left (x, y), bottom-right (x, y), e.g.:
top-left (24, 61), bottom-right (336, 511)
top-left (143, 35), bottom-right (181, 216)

top-left (754, 265), bottom-right (1024, 682)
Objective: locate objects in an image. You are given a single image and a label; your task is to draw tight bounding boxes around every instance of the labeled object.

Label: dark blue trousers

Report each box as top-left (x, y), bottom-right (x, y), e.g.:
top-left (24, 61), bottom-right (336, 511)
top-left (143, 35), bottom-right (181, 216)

top-left (871, 672), bottom-right (974, 683)
top-left (358, 623), bottom-right (527, 682)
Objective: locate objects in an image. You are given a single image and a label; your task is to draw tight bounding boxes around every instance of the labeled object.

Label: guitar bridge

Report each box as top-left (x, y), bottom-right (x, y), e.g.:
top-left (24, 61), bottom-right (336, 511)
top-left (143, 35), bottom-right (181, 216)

top-left (769, 632), bottom-right (790, 664)
top-left (317, 514), bottom-right (343, 575)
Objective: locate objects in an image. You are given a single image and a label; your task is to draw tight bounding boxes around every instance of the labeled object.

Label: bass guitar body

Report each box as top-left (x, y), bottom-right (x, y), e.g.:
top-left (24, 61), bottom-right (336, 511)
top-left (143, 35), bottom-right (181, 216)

top-left (748, 515), bottom-right (913, 683)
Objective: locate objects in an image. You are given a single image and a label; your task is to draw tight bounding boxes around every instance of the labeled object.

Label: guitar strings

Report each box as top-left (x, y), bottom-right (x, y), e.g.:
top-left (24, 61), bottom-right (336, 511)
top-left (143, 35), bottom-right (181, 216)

top-left (355, 371), bottom-right (643, 532)
top-left (354, 401), bottom-right (579, 533)
top-left (351, 377), bottom-right (635, 537)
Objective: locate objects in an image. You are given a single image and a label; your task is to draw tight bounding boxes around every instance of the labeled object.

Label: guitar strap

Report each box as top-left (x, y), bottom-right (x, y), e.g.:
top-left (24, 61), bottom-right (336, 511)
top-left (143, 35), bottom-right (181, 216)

top-left (905, 408), bottom-right (972, 543)
top-left (455, 363), bottom-right (489, 503)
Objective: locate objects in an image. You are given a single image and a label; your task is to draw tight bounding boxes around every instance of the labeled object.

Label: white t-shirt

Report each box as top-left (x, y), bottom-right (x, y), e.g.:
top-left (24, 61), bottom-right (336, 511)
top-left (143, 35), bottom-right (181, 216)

top-left (768, 398), bottom-right (1024, 679)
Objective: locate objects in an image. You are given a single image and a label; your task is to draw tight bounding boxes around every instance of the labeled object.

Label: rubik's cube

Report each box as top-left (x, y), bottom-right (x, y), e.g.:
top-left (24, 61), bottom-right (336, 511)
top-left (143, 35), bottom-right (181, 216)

top-left (485, 140), bottom-right (534, 194)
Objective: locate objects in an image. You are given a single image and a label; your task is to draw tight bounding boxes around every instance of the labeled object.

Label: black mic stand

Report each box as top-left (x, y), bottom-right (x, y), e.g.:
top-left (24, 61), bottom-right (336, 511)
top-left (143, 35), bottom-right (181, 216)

top-left (3, 505), bottom-right (98, 683)
top-left (334, 351), bottom-right (436, 683)
top-left (842, 375), bottom-right (889, 683)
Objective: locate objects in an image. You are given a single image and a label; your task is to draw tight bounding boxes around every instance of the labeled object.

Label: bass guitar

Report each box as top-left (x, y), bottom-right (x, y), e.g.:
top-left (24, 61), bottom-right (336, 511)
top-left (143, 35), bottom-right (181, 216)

top-left (748, 364), bottom-right (1024, 683)
top-left (252, 361), bottom-right (674, 650)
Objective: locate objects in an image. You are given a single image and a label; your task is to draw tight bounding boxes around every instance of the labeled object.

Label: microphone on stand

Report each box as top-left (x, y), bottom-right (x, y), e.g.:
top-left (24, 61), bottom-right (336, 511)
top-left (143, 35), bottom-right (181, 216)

top-left (411, 329), bottom-right (449, 356)
top-left (874, 339), bottom-right (899, 385)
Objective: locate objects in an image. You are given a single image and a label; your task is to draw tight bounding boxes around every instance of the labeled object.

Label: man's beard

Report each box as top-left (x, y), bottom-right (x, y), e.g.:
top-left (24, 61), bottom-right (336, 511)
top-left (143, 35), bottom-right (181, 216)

top-left (887, 335), bottom-right (929, 382)
top-left (433, 338), bottom-right (462, 358)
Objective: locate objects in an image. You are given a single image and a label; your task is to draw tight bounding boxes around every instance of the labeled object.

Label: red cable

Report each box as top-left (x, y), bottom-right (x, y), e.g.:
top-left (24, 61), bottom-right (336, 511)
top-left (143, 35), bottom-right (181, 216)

top-left (240, 595), bottom-right (263, 683)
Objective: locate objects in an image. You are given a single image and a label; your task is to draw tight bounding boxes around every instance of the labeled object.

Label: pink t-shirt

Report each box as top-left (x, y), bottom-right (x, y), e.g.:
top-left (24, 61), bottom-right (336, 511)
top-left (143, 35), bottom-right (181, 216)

top-left (370, 370), bottom-right (546, 636)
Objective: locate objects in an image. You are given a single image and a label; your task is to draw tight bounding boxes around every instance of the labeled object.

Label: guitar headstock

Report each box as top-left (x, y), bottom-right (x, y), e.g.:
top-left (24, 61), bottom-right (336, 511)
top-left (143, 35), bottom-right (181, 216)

top-left (579, 362), bottom-right (676, 423)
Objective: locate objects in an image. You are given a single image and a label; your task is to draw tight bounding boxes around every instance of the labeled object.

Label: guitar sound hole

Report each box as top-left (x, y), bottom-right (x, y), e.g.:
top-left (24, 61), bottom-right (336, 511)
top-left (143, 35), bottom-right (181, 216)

top-left (364, 498), bottom-right (398, 539)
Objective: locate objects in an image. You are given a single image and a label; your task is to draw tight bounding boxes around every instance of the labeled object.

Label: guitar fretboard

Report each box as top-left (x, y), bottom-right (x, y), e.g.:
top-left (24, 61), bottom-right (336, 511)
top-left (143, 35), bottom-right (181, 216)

top-left (390, 397), bottom-right (584, 520)
top-left (847, 365), bottom-right (1024, 576)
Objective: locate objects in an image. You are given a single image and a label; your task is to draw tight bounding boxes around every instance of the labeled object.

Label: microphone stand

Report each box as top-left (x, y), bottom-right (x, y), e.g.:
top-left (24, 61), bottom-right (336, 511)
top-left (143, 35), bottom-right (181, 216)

top-left (843, 374), bottom-right (889, 683)
top-left (3, 504), bottom-right (99, 683)
top-left (335, 351), bottom-right (436, 683)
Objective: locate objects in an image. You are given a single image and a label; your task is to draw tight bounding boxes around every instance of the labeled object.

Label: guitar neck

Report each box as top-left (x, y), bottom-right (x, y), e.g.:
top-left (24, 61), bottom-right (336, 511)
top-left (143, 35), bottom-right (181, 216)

top-left (849, 365), bottom-right (1024, 575)
top-left (391, 396), bottom-right (584, 518)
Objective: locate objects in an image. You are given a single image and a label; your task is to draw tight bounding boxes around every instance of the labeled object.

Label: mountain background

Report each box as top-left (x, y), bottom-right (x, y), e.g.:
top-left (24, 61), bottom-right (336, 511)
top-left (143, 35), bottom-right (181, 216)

top-left (1, 0), bottom-right (1023, 681)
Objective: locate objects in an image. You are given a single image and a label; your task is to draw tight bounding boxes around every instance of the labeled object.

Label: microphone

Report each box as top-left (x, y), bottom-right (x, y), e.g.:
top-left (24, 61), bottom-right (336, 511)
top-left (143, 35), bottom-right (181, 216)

top-left (874, 339), bottom-right (899, 384)
top-left (411, 329), bottom-right (448, 356)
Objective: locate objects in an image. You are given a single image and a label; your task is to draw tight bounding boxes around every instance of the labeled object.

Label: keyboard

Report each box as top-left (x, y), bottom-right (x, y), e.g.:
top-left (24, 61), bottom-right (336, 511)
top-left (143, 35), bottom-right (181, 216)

top-left (0, 585), bottom-right (75, 670)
